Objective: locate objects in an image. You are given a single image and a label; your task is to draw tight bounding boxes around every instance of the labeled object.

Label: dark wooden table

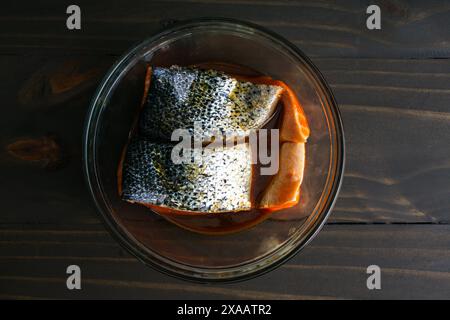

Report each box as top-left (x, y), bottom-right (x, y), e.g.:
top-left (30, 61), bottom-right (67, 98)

top-left (1, 0), bottom-right (450, 299)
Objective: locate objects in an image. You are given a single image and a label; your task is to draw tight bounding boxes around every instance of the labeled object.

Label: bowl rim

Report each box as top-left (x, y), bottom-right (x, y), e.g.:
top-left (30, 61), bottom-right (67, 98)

top-left (83, 17), bottom-right (345, 283)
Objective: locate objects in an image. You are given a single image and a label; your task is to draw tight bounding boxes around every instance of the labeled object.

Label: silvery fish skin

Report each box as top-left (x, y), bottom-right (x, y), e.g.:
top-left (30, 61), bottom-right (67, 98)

top-left (139, 66), bottom-right (283, 140)
top-left (121, 138), bottom-right (252, 213)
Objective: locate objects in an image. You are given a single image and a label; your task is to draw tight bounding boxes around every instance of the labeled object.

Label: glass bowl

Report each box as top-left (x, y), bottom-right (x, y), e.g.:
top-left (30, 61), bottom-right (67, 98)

top-left (83, 18), bottom-right (344, 282)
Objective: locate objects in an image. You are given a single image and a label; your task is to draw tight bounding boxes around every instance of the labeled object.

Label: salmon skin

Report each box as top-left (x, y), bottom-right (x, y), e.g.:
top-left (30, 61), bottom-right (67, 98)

top-left (121, 137), bottom-right (252, 213)
top-left (139, 66), bottom-right (283, 141)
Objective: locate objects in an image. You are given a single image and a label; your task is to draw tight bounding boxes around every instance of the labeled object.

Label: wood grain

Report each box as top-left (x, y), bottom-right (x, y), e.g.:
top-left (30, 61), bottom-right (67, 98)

top-left (0, 0), bottom-right (449, 299)
top-left (314, 58), bottom-right (450, 223)
top-left (0, 224), bottom-right (449, 299)
top-left (1, 56), bottom-right (449, 224)
top-left (1, 1), bottom-right (450, 58)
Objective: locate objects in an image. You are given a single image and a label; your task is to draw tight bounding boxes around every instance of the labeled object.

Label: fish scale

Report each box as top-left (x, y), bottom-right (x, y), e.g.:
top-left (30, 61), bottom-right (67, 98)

top-left (120, 66), bottom-right (285, 213)
top-left (139, 66), bottom-right (283, 141)
top-left (121, 138), bottom-right (252, 213)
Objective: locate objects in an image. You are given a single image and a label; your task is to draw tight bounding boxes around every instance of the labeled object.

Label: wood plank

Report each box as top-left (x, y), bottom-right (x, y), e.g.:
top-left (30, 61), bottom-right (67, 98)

top-left (315, 58), bottom-right (450, 112)
top-left (0, 224), bottom-right (449, 299)
top-left (1, 1), bottom-right (450, 57)
top-left (1, 0), bottom-right (449, 301)
top-left (0, 56), bottom-right (112, 225)
top-left (331, 104), bottom-right (450, 223)
top-left (1, 56), bottom-right (450, 224)
top-left (313, 58), bottom-right (450, 223)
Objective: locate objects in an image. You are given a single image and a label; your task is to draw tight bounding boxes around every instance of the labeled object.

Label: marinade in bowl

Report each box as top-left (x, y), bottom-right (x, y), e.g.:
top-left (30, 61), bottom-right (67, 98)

top-left (83, 18), bottom-right (344, 282)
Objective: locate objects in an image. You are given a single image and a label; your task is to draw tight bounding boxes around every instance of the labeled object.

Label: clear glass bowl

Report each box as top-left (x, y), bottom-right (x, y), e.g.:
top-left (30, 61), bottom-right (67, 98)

top-left (83, 18), bottom-right (344, 282)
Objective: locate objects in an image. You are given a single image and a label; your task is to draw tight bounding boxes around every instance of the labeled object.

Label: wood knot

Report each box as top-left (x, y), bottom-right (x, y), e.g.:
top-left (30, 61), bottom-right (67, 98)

top-left (6, 135), bottom-right (67, 170)
top-left (18, 59), bottom-right (107, 108)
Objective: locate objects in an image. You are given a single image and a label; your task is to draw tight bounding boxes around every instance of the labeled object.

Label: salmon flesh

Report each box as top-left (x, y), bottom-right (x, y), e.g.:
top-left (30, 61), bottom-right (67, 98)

top-left (139, 66), bottom-right (283, 141)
